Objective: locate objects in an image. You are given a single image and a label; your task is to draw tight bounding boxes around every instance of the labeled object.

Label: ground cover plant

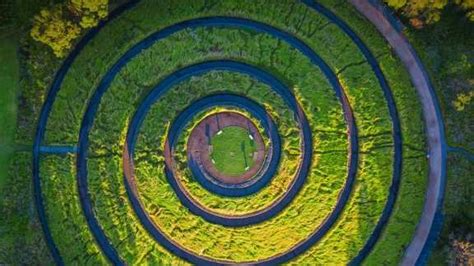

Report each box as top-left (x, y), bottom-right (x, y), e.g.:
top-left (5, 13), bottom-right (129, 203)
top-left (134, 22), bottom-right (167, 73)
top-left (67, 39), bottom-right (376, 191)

top-left (5, 0), bottom-right (468, 264)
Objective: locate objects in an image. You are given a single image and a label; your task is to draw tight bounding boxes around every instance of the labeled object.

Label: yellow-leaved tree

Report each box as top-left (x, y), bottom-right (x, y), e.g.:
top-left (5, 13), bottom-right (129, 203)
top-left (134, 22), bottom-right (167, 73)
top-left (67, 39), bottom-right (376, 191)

top-left (69, 0), bottom-right (109, 28)
top-left (30, 7), bottom-right (82, 58)
top-left (384, 0), bottom-right (474, 28)
top-left (30, 0), bottom-right (109, 58)
top-left (453, 91), bottom-right (474, 111)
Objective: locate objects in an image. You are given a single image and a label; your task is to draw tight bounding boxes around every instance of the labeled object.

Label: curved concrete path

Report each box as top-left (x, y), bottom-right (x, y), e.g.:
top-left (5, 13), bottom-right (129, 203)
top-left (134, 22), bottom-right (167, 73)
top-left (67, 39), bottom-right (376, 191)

top-left (350, 1), bottom-right (447, 265)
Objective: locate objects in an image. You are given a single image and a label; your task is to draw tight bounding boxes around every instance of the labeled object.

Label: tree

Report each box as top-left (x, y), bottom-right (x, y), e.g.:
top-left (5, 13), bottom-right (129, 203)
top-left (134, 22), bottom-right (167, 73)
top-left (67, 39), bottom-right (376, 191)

top-left (30, 0), bottom-right (109, 58)
top-left (453, 91), bottom-right (474, 112)
top-left (30, 7), bottom-right (81, 58)
top-left (68, 0), bottom-right (108, 29)
top-left (384, 0), bottom-right (474, 28)
top-left (447, 233), bottom-right (474, 265)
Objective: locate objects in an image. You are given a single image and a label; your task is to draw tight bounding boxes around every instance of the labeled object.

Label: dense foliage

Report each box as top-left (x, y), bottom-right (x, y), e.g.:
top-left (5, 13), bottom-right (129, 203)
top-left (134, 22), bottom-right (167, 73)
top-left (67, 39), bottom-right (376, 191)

top-left (384, 0), bottom-right (474, 27)
top-left (30, 0), bottom-right (108, 57)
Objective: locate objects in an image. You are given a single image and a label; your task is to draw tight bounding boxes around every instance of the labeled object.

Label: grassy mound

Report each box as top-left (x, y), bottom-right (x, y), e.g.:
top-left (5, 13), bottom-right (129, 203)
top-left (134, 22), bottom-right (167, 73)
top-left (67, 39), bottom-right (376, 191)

top-left (30, 0), bottom-right (428, 264)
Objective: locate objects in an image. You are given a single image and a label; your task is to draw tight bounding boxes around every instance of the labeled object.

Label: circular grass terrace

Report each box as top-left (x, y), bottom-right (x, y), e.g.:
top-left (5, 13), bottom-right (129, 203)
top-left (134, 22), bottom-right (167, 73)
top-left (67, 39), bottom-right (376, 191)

top-left (33, 0), bottom-right (435, 265)
top-left (210, 125), bottom-right (258, 177)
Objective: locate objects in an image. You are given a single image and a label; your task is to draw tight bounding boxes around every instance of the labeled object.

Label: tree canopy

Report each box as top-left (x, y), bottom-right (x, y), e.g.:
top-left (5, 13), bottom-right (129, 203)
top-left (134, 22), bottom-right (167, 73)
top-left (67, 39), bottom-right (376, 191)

top-left (30, 0), bottom-right (108, 57)
top-left (384, 0), bottom-right (474, 28)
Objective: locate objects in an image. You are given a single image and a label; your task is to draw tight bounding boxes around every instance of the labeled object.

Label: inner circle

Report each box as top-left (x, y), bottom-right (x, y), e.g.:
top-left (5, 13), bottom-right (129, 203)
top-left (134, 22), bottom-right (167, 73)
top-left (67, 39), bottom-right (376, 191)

top-left (188, 111), bottom-right (266, 185)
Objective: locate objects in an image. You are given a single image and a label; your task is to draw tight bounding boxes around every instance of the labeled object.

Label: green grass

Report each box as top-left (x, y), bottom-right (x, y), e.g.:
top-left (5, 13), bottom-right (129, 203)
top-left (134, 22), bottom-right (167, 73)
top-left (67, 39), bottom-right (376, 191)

top-left (0, 36), bottom-right (19, 190)
top-left (0, 1), bottom-right (64, 263)
top-left (210, 126), bottom-right (258, 176)
top-left (16, 0), bottom-right (429, 264)
top-left (0, 153), bottom-right (52, 264)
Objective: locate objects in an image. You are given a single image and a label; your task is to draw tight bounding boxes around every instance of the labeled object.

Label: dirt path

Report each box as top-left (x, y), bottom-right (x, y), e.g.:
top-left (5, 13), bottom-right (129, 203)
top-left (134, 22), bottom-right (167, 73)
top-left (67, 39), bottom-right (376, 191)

top-left (350, 1), bottom-right (447, 264)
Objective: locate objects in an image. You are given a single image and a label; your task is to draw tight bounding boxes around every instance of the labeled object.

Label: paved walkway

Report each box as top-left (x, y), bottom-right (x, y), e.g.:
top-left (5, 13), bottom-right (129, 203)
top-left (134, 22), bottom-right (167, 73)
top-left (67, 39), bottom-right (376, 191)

top-left (350, 1), bottom-right (447, 265)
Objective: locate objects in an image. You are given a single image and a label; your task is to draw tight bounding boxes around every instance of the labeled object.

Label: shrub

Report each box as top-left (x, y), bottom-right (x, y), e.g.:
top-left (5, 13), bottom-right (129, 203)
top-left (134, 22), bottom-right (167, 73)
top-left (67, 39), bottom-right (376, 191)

top-left (453, 91), bottom-right (474, 111)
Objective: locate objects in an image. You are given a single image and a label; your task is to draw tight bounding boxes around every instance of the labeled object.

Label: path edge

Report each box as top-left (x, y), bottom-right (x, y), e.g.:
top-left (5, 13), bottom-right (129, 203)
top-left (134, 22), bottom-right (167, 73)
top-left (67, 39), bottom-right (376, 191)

top-left (349, 0), bottom-right (447, 265)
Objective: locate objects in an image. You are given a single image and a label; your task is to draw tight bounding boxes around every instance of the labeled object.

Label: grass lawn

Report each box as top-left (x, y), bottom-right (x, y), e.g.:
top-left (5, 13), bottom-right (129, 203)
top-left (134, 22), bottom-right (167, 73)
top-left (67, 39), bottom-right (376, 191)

top-left (210, 126), bottom-right (257, 176)
top-left (0, 35), bottom-right (19, 190)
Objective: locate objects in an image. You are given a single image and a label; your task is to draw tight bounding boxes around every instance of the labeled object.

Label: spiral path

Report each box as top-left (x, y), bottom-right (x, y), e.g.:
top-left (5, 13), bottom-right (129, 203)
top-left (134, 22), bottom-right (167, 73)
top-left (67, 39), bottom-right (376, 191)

top-left (33, 0), bottom-right (441, 265)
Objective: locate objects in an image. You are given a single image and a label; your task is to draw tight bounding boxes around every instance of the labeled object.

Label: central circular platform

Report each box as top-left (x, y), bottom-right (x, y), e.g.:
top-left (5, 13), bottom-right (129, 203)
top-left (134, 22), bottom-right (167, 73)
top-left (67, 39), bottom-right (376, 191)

top-left (187, 112), bottom-right (266, 185)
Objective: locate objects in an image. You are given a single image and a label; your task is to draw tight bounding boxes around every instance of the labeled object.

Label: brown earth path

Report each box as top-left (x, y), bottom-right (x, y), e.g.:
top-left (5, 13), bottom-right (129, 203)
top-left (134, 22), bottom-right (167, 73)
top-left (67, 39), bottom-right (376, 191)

top-left (350, 1), bottom-right (447, 264)
top-left (187, 112), bottom-right (267, 185)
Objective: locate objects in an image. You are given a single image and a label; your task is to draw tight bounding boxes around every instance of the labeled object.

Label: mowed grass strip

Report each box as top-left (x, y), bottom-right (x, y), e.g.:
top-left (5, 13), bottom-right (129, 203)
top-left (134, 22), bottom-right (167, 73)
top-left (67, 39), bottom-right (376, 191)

top-left (210, 126), bottom-right (257, 176)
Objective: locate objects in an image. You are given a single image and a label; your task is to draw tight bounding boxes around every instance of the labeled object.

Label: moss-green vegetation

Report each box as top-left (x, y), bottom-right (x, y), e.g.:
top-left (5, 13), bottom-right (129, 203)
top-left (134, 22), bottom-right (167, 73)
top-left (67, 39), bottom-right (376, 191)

top-left (210, 126), bottom-right (257, 176)
top-left (172, 102), bottom-right (287, 216)
top-left (40, 154), bottom-right (106, 265)
top-left (0, 36), bottom-right (19, 189)
top-left (7, 0), bottom-right (432, 264)
top-left (0, 1), bottom-right (65, 263)
top-left (408, 6), bottom-right (473, 152)
top-left (428, 153), bottom-right (473, 265)
top-left (0, 153), bottom-right (52, 264)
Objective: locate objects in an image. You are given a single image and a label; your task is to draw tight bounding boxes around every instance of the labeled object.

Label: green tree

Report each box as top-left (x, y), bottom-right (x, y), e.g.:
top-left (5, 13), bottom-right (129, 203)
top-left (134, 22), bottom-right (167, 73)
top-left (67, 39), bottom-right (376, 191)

top-left (384, 0), bottom-right (474, 28)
